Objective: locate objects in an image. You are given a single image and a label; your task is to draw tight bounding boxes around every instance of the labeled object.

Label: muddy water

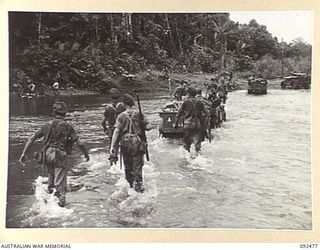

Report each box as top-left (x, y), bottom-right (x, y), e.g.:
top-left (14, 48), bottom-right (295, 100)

top-left (6, 89), bottom-right (312, 229)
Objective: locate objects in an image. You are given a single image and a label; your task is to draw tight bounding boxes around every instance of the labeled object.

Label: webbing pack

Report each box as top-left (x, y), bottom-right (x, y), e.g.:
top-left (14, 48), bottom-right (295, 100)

top-left (121, 111), bottom-right (146, 155)
top-left (185, 99), bottom-right (201, 130)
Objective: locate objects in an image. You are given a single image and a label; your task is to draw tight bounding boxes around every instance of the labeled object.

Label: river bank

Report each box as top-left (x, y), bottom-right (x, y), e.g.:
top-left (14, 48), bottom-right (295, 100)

top-left (10, 71), bottom-right (284, 99)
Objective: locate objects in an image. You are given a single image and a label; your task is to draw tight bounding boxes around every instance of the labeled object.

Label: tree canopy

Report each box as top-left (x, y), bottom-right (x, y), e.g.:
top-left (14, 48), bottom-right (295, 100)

top-left (9, 12), bottom-right (312, 91)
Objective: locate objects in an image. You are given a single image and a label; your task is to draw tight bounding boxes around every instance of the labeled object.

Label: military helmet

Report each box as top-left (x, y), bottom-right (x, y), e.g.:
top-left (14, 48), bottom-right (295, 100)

top-left (109, 88), bottom-right (121, 99)
top-left (123, 94), bottom-right (135, 106)
top-left (116, 102), bottom-right (126, 114)
top-left (53, 101), bottom-right (68, 114)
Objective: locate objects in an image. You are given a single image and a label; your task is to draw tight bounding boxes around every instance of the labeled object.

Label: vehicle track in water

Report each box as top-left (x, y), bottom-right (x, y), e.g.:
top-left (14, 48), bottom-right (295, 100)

top-left (7, 89), bottom-right (311, 229)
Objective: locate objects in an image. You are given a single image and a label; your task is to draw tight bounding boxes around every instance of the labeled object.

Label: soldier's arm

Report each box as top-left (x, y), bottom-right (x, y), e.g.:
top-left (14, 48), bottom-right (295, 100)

top-left (75, 138), bottom-right (89, 161)
top-left (101, 116), bottom-right (108, 132)
top-left (101, 108), bottom-right (109, 132)
top-left (110, 127), bottom-right (120, 154)
top-left (19, 129), bottom-right (44, 165)
top-left (110, 114), bottom-right (124, 155)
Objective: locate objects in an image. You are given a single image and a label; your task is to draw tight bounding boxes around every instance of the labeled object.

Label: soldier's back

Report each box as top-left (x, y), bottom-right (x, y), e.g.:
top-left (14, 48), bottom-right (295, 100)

top-left (47, 118), bottom-right (76, 152)
top-left (104, 104), bottom-right (117, 124)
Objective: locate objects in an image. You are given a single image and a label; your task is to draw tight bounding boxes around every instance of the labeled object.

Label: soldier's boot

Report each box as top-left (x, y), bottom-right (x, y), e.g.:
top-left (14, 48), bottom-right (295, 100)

top-left (54, 190), bottom-right (66, 207)
top-left (183, 144), bottom-right (191, 152)
top-left (195, 142), bottom-right (201, 155)
top-left (134, 182), bottom-right (145, 193)
top-left (195, 148), bottom-right (201, 154)
top-left (133, 175), bottom-right (144, 193)
top-left (47, 186), bottom-right (54, 194)
top-left (58, 196), bottom-right (66, 207)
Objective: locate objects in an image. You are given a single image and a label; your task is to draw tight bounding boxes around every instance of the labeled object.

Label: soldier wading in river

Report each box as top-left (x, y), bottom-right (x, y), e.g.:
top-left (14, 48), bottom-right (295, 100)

top-left (102, 88), bottom-right (126, 147)
top-left (175, 87), bottom-right (209, 153)
top-left (173, 80), bottom-right (188, 101)
top-left (109, 94), bottom-right (151, 193)
top-left (19, 101), bottom-right (90, 207)
top-left (196, 89), bottom-right (211, 142)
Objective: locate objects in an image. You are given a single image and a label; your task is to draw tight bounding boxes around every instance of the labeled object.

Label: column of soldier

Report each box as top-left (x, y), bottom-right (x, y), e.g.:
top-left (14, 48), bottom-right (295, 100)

top-left (18, 75), bottom-right (228, 207)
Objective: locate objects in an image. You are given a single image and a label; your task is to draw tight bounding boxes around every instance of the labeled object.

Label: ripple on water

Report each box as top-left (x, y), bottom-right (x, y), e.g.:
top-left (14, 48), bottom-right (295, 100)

top-left (7, 90), bottom-right (311, 229)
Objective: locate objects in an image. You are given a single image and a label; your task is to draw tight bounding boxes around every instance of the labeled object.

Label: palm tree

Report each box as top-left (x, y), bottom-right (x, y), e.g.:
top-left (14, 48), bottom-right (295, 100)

top-left (211, 15), bottom-right (234, 70)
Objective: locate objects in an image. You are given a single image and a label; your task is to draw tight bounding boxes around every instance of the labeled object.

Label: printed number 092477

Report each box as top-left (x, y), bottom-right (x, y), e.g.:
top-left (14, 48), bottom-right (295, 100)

top-left (300, 244), bottom-right (318, 248)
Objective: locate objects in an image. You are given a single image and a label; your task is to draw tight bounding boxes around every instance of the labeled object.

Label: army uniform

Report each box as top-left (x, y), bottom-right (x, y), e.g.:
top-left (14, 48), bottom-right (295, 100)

top-left (110, 94), bottom-right (149, 192)
top-left (196, 91), bottom-right (211, 141)
top-left (102, 103), bottom-right (126, 140)
top-left (175, 88), bottom-right (209, 152)
top-left (102, 88), bottom-right (126, 148)
top-left (34, 117), bottom-right (78, 205)
top-left (217, 79), bottom-right (228, 104)
top-left (173, 81), bottom-right (188, 101)
top-left (19, 102), bottom-right (89, 207)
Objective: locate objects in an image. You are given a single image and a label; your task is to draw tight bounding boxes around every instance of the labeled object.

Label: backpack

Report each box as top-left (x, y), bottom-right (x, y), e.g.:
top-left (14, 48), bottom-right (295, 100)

top-left (121, 111), bottom-right (146, 156)
top-left (36, 120), bottom-right (70, 167)
top-left (184, 100), bottom-right (201, 130)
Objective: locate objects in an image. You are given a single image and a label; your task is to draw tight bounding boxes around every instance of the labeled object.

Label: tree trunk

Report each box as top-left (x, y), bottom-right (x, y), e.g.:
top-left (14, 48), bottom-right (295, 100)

top-left (165, 14), bottom-right (176, 57)
top-left (122, 13), bottom-right (132, 34)
top-left (38, 12), bottom-right (42, 47)
top-left (175, 20), bottom-right (183, 54)
top-left (203, 15), bottom-right (207, 48)
top-left (281, 38), bottom-right (284, 76)
top-left (95, 18), bottom-right (99, 41)
top-left (127, 13), bottom-right (132, 34)
top-left (139, 14), bottom-right (145, 36)
top-left (109, 14), bottom-right (115, 44)
top-left (220, 35), bottom-right (227, 70)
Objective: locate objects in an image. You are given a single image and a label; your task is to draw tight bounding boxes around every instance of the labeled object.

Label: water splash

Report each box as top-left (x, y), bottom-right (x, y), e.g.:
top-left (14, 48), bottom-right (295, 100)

top-left (108, 160), bottom-right (158, 224)
top-left (107, 162), bottom-right (123, 175)
top-left (8, 90), bottom-right (312, 229)
top-left (89, 147), bottom-right (105, 153)
top-left (23, 176), bottom-right (74, 225)
top-left (110, 176), bottom-right (131, 202)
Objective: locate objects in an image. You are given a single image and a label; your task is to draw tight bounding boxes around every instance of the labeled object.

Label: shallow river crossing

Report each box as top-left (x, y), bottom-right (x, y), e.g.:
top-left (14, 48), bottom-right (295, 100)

top-left (6, 89), bottom-right (312, 229)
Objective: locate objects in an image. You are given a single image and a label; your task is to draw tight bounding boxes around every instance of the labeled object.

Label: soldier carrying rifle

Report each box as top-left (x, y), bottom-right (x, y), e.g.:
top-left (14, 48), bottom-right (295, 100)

top-left (109, 94), bottom-right (152, 193)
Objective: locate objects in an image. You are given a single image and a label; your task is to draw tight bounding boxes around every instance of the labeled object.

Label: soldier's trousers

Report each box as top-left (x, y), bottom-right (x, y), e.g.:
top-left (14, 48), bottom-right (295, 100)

top-left (46, 157), bottom-right (68, 206)
top-left (123, 153), bottom-right (144, 187)
top-left (107, 127), bottom-right (115, 148)
top-left (183, 129), bottom-right (202, 152)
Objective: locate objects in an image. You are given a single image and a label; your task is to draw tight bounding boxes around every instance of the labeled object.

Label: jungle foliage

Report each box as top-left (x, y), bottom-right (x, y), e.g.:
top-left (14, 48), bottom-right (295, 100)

top-left (9, 12), bottom-right (312, 92)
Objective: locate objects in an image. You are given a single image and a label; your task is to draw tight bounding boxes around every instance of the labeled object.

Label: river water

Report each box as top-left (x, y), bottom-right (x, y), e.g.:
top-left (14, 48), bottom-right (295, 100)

top-left (6, 89), bottom-right (312, 229)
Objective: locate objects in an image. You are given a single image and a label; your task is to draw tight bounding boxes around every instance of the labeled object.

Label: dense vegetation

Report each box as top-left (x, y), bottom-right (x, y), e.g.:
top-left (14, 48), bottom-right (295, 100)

top-left (9, 12), bottom-right (312, 93)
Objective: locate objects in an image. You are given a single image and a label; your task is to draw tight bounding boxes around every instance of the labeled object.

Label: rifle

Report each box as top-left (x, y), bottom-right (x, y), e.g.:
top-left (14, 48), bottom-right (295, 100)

top-left (136, 94), bottom-right (150, 161)
top-left (120, 147), bottom-right (123, 170)
top-left (168, 78), bottom-right (172, 102)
